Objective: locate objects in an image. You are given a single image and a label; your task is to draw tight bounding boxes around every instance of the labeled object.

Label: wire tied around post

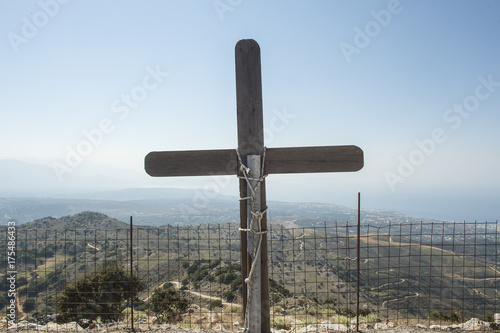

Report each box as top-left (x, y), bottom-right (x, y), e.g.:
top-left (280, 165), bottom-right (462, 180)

top-left (236, 147), bottom-right (268, 285)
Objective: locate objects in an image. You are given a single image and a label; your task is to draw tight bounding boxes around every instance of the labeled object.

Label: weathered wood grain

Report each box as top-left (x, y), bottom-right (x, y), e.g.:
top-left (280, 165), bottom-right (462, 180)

top-left (236, 39), bottom-right (264, 157)
top-left (144, 145), bottom-right (363, 177)
top-left (235, 39), bottom-right (267, 332)
top-left (266, 145), bottom-right (364, 174)
top-left (144, 149), bottom-right (237, 177)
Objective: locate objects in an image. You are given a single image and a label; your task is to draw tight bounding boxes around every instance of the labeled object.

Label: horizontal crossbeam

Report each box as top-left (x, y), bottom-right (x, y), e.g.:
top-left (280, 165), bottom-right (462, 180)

top-left (145, 145), bottom-right (363, 177)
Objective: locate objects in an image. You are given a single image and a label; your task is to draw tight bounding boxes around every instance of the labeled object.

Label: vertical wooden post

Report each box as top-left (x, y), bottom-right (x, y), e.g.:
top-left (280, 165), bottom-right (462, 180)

top-left (235, 39), bottom-right (270, 333)
top-left (235, 39), bottom-right (264, 156)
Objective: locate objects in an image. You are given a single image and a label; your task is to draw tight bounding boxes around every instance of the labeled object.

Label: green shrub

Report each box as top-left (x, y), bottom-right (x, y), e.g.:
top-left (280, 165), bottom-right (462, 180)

top-left (223, 291), bottom-right (235, 302)
top-left (220, 272), bottom-right (238, 284)
top-left (209, 300), bottom-right (223, 310)
top-left (56, 266), bottom-right (144, 323)
top-left (231, 276), bottom-right (242, 291)
top-left (270, 294), bottom-right (281, 303)
top-left (358, 308), bottom-right (372, 316)
top-left (162, 282), bottom-right (174, 289)
top-left (208, 260), bottom-right (221, 269)
top-left (150, 287), bottom-right (189, 323)
top-left (22, 298), bottom-right (36, 313)
top-left (269, 279), bottom-right (291, 297)
top-left (336, 306), bottom-right (356, 317)
top-left (323, 298), bottom-right (337, 306)
top-left (430, 310), bottom-right (464, 323)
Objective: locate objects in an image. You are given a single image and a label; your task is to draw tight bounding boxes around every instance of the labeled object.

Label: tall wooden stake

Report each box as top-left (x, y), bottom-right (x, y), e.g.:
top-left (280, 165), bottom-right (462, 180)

top-left (235, 40), bottom-right (270, 333)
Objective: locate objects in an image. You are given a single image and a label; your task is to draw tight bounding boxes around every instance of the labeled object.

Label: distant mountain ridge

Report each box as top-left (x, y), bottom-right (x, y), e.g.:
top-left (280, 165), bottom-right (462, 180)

top-left (0, 189), bottom-right (450, 229)
top-left (19, 211), bottom-right (128, 230)
top-left (0, 193), bottom-right (238, 226)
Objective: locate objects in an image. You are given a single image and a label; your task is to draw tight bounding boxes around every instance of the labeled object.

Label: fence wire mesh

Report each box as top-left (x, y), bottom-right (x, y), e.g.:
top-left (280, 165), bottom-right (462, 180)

top-left (268, 221), bottom-right (499, 331)
top-left (1, 221), bottom-right (499, 331)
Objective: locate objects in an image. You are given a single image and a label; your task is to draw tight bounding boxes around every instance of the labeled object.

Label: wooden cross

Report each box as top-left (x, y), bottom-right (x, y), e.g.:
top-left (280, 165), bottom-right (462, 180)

top-left (145, 39), bottom-right (363, 333)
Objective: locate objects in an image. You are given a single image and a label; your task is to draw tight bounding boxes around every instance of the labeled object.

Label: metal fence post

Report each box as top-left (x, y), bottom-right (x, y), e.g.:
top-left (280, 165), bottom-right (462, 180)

top-left (130, 216), bottom-right (134, 332)
top-left (356, 192), bottom-right (361, 332)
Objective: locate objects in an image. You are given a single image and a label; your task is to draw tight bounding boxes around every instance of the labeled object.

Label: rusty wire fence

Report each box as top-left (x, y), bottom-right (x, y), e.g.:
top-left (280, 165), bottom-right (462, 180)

top-left (1, 221), bottom-right (499, 331)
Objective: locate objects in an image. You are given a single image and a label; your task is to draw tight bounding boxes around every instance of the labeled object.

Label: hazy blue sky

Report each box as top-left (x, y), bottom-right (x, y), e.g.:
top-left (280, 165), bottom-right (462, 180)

top-left (1, 1), bottom-right (499, 221)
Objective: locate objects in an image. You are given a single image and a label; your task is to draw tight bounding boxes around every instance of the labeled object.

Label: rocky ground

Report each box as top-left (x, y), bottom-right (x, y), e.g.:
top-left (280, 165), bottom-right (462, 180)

top-left (4, 317), bottom-right (500, 333)
top-left (3, 311), bottom-right (499, 333)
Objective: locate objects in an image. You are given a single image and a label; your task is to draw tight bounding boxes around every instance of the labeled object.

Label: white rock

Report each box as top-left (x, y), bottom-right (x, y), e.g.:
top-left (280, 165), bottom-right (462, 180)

top-left (429, 324), bottom-right (451, 330)
top-left (372, 321), bottom-right (395, 330)
top-left (14, 322), bottom-right (48, 330)
top-left (326, 323), bottom-right (348, 331)
top-left (15, 320), bottom-right (30, 328)
top-left (46, 322), bottom-right (61, 330)
top-left (459, 318), bottom-right (488, 331)
top-left (271, 329), bottom-right (289, 333)
top-left (349, 319), bottom-right (369, 330)
top-left (55, 321), bottom-right (85, 332)
top-left (300, 324), bottom-right (319, 333)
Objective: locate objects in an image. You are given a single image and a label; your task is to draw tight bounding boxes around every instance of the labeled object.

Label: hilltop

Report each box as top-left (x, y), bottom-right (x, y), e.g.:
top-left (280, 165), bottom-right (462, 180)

top-left (19, 211), bottom-right (128, 230)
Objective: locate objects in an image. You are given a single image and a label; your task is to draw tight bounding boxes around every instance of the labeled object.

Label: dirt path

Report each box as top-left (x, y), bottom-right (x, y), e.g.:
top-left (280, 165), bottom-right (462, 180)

top-left (16, 291), bottom-right (26, 319)
top-left (382, 293), bottom-right (419, 308)
top-left (87, 243), bottom-right (100, 251)
top-left (168, 281), bottom-right (240, 308)
top-left (442, 273), bottom-right (500, 281)
top-left (371, 278), bottom-right (406, 291)
top-left (489, 265), bottom-right (500, 275)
